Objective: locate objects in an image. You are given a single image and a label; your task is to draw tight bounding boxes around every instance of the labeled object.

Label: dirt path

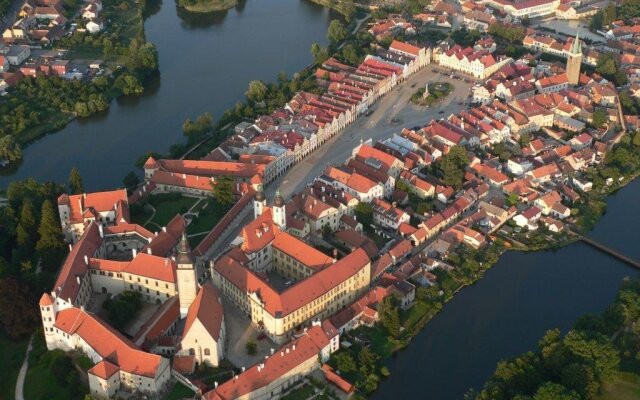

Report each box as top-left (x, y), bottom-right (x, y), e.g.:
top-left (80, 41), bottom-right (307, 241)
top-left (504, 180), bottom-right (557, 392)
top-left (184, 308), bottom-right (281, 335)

top-left (15, 335), bottom-right (34, 400)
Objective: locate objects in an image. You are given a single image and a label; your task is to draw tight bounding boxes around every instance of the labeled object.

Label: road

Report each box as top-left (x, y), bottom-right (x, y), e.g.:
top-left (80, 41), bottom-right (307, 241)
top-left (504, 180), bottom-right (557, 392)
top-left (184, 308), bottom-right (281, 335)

top-left (14, 335), bottom-right (33, 400)
top-left (214, 66), bottom-right (474, 254)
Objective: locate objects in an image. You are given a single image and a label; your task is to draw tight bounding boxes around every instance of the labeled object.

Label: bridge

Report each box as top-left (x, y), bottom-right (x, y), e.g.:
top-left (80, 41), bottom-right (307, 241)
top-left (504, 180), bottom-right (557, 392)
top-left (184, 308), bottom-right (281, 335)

top-left (573, 233), bottom-right (640, 270)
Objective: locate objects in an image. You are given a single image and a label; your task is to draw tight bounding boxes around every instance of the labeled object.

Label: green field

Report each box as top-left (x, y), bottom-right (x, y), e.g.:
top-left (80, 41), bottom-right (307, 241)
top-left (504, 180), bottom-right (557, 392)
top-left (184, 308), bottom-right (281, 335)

top-left (597, 372), bottom-right (640, 400)
top-left (186, 199), bottom-right (230, 235)
top-left (146, 194), bottom-right (198, 229)
top-left (166, 382), bottom-right (195, 400)
top-left (281, 383), bottom-right (315, 400)
top-left (0, 335), bottom-right (29, 400)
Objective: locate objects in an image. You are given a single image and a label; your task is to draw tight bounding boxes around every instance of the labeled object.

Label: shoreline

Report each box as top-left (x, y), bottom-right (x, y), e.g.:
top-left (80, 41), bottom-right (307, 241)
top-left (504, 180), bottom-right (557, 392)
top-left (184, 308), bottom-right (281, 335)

top-left (360, 171), bottom-right (640, 398)
top-left (176, 0), bottom-right (238, 13)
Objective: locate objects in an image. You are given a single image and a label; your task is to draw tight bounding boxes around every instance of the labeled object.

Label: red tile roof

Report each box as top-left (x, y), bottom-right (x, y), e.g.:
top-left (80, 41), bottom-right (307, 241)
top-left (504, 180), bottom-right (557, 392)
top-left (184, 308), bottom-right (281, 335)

top-left (88, 360), bottom-right (119, 380)
top-left (54, 308), bottom-right (164, 378)
top-left (183, 283), bottom-right (224, 341)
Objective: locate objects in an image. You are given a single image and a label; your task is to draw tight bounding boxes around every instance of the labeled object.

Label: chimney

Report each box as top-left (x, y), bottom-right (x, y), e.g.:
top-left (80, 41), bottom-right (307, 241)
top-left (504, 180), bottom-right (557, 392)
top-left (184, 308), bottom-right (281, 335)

top-left (270, 348), bottom-right (274, 355)
top-left (76, 276), bottom-right (81, 284)
top-left (171, 256), bottom-right (176, 261)
top-left (242, 367), bottom-right (245, 372)
top-left (281, 351), bottom-right (284, 357)
top-left (68, 244), bottom-right (73, 252)
top-left (147, 248), bottom-right (152, 255)
top-left (165, 258), bottom-right (168, 266)
top-left (84, 255), bottom-right (88, 265)
top-left (286, 348), bottom-right (290, 354)
top-left (293, 344), bottom-right (296, 350)
top-left (98, 224), bottom-right (104, 238)
top-left (162, 226), bottom-right (167, 232)
top-left (214, 382), bottom-right (218, 388)
top-left (132, 248), bottom-right (137, 258)
top-left (80, 305), bottom-right (85, 311)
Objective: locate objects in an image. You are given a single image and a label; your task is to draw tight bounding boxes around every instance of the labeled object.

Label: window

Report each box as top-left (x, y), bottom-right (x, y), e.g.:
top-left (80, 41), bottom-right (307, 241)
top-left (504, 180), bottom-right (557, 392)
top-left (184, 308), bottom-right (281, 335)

top-left (189, 348), bottom-right (195, 356)
top-left (204, 348), bottom-right (210, 356)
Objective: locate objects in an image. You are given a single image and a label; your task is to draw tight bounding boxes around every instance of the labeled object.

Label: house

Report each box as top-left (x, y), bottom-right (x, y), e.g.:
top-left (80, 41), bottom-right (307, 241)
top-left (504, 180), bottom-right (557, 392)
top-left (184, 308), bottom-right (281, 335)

top-left (513, 206), bottom-right (542, 230)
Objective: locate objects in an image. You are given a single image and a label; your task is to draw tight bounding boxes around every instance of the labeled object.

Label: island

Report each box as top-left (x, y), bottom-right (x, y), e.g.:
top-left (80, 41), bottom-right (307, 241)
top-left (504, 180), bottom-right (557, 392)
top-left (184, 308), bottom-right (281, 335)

top-left (176, 0), bottom-right (238, 13)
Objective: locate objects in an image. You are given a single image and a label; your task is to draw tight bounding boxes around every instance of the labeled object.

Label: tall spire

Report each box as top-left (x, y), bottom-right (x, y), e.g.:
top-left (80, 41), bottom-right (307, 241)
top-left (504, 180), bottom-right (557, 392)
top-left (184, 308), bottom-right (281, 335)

top-left (274, 189), bottom-right (285, 207)
top-left (571, 31), bottom-right (582, 55)
top-left (176, 231), bottom-right (193, 266)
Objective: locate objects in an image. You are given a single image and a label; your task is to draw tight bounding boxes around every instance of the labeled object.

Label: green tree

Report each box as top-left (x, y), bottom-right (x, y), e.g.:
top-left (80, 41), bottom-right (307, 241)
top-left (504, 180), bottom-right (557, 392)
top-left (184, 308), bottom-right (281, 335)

top-left (311, 42), bottom-right (330, 65)
top-left (16, 199), bottom-right (37, 251)
top-left (245, 80), bottom-right (268, 103)
top-left (379, 296), bottom-right (401, 338)
top-left (592, 109), bottom-right (608, 129)
top-left (212, 176), bottom-right (235, 206)
top-left (532, 382), bottom-right (578, 400)
top-left (506, 193), bottom-right (519, 207)
top-left (439, 146), bottom-right (469, 189)
top-left (35, 200), bottom-right (65, 269)
top-left (103, 291), bottom-right (142, 329)
top-left (0, 276), bottom-right (40, 339)
top-left (355, 202), bottom-right (374, 228)
top-left (334, 351), bottom-right (357, 373)
top-left (327, 19), bottom-right (347, 45)
top-left (68, 166), bottom-right (84, 194)
top-left (246, 340), bottom-right (257, 355)
top-left (123, 171), bottom-right (141, 190)
top-left (0, 135), bottom-right (22, 162)
top-left (183, 112), bottom-right (214, 142)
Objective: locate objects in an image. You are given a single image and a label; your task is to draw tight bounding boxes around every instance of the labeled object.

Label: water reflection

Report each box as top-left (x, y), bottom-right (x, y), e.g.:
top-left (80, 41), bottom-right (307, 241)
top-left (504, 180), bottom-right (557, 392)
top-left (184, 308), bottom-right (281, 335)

top-left (176, 3), bottom-right (230, 28)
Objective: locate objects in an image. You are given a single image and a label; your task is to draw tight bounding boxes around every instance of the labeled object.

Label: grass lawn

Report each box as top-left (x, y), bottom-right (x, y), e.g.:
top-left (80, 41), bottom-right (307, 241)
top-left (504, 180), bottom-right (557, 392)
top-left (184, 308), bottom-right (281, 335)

top-left (597, 372), bottom-right (640, 400)
top-left (368, 327), bottom-right (398, 360)
top-left (280, 383), bottom-right (315, 400)
top-left (147, 194), bottom-right (198, 228)
top-left (0, 334), bottom-right (29, 400)
top-left (166, 382), bottom-right (195, 400)
top-left (186, 199), bottom-right (230, 235)
top-left (401, 301), bottom-right (430, 332)
top-left (75, 354), bottom-right (93, 372)
top-left (24, 360), bottom-right (85, 400)
top-left (129, 203), bottom-right (153, 226)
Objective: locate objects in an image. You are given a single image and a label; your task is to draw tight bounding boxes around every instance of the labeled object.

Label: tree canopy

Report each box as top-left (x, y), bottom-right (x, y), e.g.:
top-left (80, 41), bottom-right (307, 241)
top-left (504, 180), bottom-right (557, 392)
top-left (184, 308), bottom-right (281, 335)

top-left (68, 167), bottom-right (84, 194)
top-left (439, 146), bottom-right (469, 189)
top-left (327, 19), bottom-right (347, 45)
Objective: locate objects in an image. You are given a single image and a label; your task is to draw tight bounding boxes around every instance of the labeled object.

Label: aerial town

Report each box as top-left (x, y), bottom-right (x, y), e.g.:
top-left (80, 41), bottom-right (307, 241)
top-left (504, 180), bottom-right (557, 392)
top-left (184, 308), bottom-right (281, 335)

top-left (3, 0), bottom-right (640, 398)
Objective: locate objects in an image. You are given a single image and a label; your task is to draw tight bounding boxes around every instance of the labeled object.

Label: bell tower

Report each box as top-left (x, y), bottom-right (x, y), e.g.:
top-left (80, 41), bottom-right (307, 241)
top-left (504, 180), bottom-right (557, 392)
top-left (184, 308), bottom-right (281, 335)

top-left (254, 185), bottom-right (266, 219)
top-left (272, 189), bottom-right (286, 229)
top-left (176, 232), bottom-right (197, 318)
top-left (566, 32), bottom-right (582, 86)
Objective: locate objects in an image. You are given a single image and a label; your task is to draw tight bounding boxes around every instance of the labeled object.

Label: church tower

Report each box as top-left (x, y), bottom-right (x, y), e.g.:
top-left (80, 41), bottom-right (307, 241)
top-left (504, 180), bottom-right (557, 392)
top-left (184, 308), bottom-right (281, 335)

top-left (254, 185), bottom-right (266, 219)
top-left (566, 32), bottom-right (582, 86)
top-left (176, 232), bottom-right (197, 318)
top-left (272, 189), bottom-right (286, 229)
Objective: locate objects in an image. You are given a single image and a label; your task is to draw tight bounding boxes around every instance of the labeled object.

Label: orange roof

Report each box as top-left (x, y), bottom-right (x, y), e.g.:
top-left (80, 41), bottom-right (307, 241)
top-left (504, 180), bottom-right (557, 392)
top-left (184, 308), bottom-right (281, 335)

top-left (322, 364), bottom-right (355, 393)
top-left (55, 308), bottom-right (163, 378)
top-left (389, 40), bottom-right (421, 57)
top-left (126, 253), bottom-right (177, 283)
top-left (155, 159), bottom-right (265, 179)
top-left (53, 223), bottom-right (102, 303)
top-left (59, 189), bottom-right (128, 224)
top-left (172, 355), bottom-right (196, 375)
top-left (241, 209), bottom-right (277, 254)
top-left (272, 230), bottom-right (334, 272)
top-left (356, 144), bottom-right (401, 172)
top-left (88, 360), bottom-right (119, 380)
top-left (204, 326), bottom-right (330, 400)
top-left (183, 283), bottom-right (224, 341)
top-left (39, 293), bottom-right (54, 306)
top-left (215, 248), bottom-right (369, 318)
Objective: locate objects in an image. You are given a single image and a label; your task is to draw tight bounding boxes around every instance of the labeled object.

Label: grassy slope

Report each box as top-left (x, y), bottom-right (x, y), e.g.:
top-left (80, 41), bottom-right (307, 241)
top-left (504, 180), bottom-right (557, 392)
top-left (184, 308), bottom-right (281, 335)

top-left (597, 372), bottom-right (640, 400)
top-left (0, 335), bottom-right (29, 400)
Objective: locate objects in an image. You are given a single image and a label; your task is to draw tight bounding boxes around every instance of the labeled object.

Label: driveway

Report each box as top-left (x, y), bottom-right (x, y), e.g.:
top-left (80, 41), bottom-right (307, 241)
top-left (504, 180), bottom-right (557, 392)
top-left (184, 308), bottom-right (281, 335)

top-left (15, 335), bottom-right (34, 400)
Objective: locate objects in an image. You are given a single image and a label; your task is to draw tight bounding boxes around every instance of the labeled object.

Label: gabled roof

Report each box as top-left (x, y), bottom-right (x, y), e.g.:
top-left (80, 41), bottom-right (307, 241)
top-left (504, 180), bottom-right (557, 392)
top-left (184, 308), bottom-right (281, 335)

top-left (88, 360), bottom-right (119, 380)
top-left (183, 283), bottom-right (224, 341)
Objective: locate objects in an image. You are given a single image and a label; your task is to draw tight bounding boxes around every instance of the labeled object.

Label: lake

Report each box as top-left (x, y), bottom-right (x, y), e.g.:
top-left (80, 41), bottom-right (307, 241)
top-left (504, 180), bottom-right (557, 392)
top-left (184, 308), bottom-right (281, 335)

top-left (372, 179), bottom-right (640, 400)
top-left (0, 0), bottom-right (339, 190)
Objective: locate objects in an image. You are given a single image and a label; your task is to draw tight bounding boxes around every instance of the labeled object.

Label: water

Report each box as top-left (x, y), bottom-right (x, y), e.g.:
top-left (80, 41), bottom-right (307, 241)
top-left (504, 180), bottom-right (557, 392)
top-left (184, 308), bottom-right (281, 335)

top-left (372, 179), bottom-right (640, 400)
top-left (0, 0), bottom-right (338, 190)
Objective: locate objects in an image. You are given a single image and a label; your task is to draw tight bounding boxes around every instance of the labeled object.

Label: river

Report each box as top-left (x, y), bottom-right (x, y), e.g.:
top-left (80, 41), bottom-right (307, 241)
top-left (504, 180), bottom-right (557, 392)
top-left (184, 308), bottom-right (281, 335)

top-left (372, 179), bottom-right (640, 400)
top-left (0, 0), bottom-right (338, 190)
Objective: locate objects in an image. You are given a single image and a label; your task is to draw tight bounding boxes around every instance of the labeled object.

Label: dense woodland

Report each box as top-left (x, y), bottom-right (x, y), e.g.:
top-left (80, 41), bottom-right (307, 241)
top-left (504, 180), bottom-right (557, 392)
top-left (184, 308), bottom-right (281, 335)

top-left (469, 278), bottom-right (640, 400)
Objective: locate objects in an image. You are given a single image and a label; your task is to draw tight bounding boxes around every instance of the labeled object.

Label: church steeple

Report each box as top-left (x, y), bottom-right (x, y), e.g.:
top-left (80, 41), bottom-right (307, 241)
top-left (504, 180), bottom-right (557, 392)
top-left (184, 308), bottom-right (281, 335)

top-left (176, 231), bottom-right (197, 318)
top-left (570, 32), bottom-right (582, 55)
top-left (272, 189), bottom-right (286, 229)
top-left (176, 232), bottom-right (193, 267)
top-left (566, 31), bottom-right (582, 86)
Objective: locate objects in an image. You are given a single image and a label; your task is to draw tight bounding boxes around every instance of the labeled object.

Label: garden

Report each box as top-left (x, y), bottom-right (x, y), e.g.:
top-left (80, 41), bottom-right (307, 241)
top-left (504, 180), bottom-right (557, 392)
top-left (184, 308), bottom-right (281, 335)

top-left (410, 82), bottom-right (454, 107)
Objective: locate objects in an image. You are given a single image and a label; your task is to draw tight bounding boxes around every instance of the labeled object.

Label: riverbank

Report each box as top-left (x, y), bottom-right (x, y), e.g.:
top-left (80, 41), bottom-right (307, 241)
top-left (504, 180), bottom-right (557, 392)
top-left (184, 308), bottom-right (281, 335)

top-left (176, 0), bottom-right (238, 13)
top-left (0, 0), bottom-right (158, 168)
top-left (328, 132), bottom-right (640, 398)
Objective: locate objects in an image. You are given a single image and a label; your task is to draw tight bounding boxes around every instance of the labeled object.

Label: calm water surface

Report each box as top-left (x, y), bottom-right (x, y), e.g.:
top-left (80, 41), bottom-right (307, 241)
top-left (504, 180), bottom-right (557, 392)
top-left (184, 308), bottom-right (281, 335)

top-left (372, 179), bottom-right (640, 400)
top-left (0, 0), bottom-right (337, 190)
